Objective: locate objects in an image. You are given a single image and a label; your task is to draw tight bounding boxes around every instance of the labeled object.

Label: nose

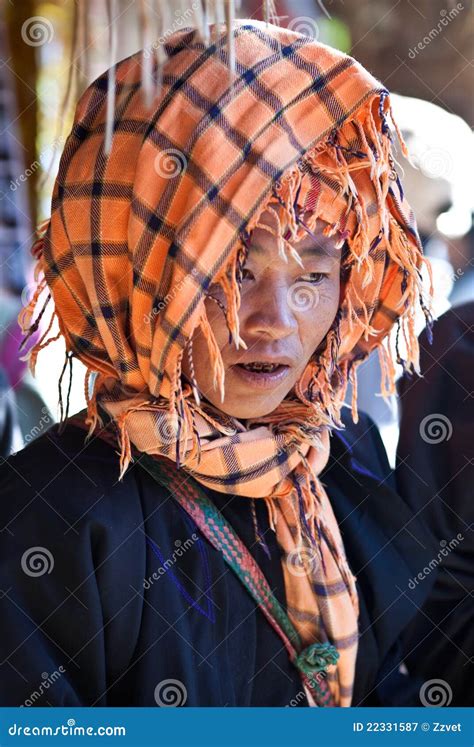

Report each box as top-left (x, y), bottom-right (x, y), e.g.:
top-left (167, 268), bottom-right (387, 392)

top-left (242, 278), bottom-right (298, 340)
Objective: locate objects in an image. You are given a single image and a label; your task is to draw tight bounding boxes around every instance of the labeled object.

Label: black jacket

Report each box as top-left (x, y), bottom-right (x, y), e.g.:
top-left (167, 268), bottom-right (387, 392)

top-left (397, 303), bottom-right (474, 706)
top-left (0, 409), bottom-right (437, 707)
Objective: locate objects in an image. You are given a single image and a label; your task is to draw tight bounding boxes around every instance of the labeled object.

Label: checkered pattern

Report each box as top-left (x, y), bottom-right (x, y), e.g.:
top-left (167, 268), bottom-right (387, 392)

top-left (20, 19), bottom-right (432, 708)
top-left (139, 451), bottom-right (337, 706)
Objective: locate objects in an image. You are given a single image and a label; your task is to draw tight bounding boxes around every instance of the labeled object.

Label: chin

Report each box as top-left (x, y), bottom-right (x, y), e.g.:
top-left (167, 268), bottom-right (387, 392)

top-left (196, 366), bottom-right (300, 419)
top-left (221, 404), bottom-right (279, 419)
top-left (216, 392), bottom-right (288, 420)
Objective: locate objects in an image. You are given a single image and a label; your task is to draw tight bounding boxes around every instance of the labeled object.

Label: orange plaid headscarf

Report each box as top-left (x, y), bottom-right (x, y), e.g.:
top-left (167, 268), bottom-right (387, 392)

top-left (20, 20), bottom-right (432, 706)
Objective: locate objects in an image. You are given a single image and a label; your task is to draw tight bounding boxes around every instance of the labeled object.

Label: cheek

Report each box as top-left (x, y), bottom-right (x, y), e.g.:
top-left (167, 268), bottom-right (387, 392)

top-left (298, 280), bottom-right (340, 358)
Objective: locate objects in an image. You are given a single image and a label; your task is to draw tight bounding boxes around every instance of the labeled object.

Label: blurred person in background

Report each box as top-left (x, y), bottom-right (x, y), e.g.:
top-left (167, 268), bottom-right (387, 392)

top-left (346, 95), bottom-right (474, 464)
top-left (396, 301), bottom-right (474, 706)
top-left (0, 15), bottom-right (50, 452)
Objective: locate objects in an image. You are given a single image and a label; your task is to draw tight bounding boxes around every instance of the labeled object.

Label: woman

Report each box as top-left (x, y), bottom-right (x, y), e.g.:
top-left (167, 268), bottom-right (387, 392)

top-left (0, 19), bottom-right (436, 707)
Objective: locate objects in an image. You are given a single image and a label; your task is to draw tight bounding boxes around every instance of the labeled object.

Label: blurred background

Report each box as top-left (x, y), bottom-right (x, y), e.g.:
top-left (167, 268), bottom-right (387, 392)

top-left (1, 0), bottom-right (473, 461)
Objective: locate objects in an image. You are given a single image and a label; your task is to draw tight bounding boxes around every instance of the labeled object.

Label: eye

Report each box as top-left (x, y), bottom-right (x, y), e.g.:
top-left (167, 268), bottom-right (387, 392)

top-left (299, 272), bottom-right (329, 284)
top-left (241, 268), bottom-right (255, 281)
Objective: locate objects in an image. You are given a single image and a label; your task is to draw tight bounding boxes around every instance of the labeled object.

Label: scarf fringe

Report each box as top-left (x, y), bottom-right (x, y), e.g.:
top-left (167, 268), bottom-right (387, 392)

top-left (84, 369), bottom-right (106, 437)
top-left (17, 221), bottom-right (66, 377)
top-left (267, 451), bottom-right (359, 615)
top-left (98, 3), bottom-right (283, 156)
top-left (18, 93), bottom-right (431, 497)
top-left (205, 92), bottom-right (431, 428)
top-left (198, 306), bottom-right (226, 403)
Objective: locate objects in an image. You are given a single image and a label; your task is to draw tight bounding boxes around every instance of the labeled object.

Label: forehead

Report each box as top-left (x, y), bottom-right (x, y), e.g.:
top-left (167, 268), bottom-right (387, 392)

top-left (247, 208), bottom-right (341, 259)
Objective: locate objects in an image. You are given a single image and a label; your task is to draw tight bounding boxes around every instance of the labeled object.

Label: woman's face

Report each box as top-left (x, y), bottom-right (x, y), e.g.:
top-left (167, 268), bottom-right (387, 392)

top-left (182, 210), bottom-right (342, 419)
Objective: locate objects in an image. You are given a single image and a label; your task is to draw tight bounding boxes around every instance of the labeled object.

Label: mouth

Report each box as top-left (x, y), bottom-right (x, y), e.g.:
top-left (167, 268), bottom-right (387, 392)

top-left (231, 360), bottom-right (292, 389)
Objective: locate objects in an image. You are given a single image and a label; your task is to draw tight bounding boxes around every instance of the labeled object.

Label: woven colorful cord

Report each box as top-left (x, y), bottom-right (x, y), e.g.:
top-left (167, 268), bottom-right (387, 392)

top-left (138, 451), bottom-right (337, 707)
top-left (67, 409), bottom-right (335, 705)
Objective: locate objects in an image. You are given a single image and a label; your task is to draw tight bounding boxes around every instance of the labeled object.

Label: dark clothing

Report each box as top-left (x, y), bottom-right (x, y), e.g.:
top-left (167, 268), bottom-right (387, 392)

top-left (396, 303), bottom-right (474, 706)
top-left (0, 409), bottom-right (436, 707)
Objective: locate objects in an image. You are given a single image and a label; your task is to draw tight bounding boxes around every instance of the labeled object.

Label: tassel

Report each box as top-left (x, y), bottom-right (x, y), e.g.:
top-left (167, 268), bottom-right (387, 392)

top-left (27, 329), bottom-right (62, 377)
top-left (58, 350), bottom-right (74, 431)
top-left (348, 360), bottom-right (360, 423)
top-left (113, 398), bottom-right (160, 480)
top-left (199, 308), bottom-right (226, 402)
top-left (31, 218), bottom-right (50, 260)
top-left (139, 0), bottom-right (154, 109)
top-left (225, 0), bottom-right (235, 78)
top-left (388, 104), bottom-right (410, 160)
top-left (18, 276), bottom-right (48, 342)
top-left (117, 410), bottom-right (133, 481)
top-left (263, 0), bottom-right (278, 24)
top-left (263, 495), bottom-right (279, 532)
top-left (104, 0), bottom-right (118, 155)
top-left (215, 264), bottom-right (247, 350)
top-left (377, 338), bottom-right (397, 397)
top-left (202, 0), bottom-right (211, 46)
top-left (31, 306), bottom-right (56, 349)
top-left (345, 294), bottom-right (355, 334)
top-left (84, 370), bottom-right (105, 438)
top-left (265, 203), bottom-right (290, 262)
top-left (153, 3), bottom-right (166, 100)
top-left (186, 337), bottom-right (201, 406)
top-left (192, 0), bottom-right (206, 44)
top-left (250, 499), bottom-right (272, 558)
top-left (77, 0), bottom-right (91, 90)
top-left (212, 0), bottom-right (225, 44)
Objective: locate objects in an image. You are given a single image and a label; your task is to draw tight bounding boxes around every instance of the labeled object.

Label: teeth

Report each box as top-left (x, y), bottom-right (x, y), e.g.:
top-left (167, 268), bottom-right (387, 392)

top-left (241, 362), bottom-right (280, 372)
